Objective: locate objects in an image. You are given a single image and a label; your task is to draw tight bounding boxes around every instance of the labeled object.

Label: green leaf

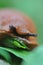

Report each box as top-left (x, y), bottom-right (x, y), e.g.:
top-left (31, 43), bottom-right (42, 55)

top-left (0, 47), bottom-right (29, 60)
top-left (21, 46), bottom-right (43, 65)
top-left (1, 35), bottom-right (28, 49)
top-left (0, 47), bottom-right (11, 63)
top-left (13, 41), bottom-right (26, 48)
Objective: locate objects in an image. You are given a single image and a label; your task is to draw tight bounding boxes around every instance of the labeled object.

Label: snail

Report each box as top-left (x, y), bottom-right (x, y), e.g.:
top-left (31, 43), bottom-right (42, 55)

top-left (0, 9), bottom-right (38, 49)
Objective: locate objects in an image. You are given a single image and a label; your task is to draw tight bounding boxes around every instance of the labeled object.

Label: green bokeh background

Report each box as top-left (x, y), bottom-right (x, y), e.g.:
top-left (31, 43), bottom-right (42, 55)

top-left (0, 0), bottom-right (43, 44)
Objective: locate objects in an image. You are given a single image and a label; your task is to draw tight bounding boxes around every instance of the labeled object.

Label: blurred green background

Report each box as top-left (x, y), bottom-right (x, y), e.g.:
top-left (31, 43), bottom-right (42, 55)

top-left (0, 0), bottom-right (43, 44)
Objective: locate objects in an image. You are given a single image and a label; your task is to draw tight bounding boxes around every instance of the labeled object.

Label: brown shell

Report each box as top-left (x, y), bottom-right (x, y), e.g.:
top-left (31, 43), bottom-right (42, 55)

top-left (0, 9), bottom-right (38, 49)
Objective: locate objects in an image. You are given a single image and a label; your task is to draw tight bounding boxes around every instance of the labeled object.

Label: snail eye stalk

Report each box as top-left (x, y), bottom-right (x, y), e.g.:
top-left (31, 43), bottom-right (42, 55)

top-left (9, 25), bottom-right (37, 37)
top-left (9, 25), bottom-right (18, 36)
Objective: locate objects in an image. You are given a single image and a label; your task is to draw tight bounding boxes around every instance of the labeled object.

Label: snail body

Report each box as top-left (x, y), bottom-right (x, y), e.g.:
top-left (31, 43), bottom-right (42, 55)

top-left (0, 9), bottom-right (38, 49)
